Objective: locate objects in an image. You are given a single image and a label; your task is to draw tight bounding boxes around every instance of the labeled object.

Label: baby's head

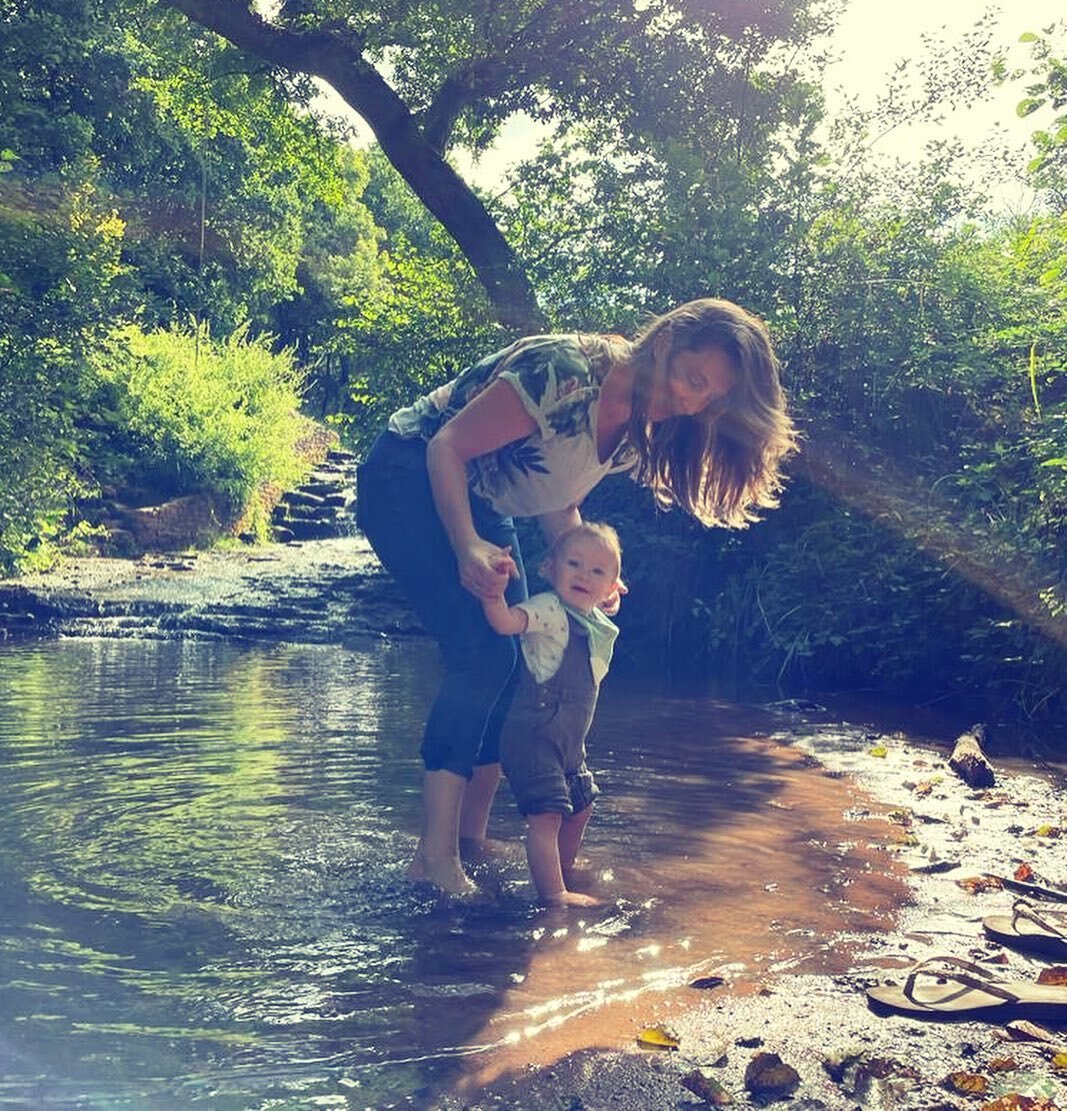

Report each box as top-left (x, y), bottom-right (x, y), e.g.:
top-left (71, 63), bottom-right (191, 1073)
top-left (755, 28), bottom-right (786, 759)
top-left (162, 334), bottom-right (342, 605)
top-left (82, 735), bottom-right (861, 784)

top-left (541, 523), bottom-right (622, 615)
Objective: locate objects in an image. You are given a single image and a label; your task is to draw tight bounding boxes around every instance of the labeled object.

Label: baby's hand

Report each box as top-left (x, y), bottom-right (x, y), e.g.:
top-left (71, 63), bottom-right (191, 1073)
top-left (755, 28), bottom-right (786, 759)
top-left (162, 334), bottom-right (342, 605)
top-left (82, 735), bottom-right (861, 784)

top-left (600, 578), bottom-right (628, 617)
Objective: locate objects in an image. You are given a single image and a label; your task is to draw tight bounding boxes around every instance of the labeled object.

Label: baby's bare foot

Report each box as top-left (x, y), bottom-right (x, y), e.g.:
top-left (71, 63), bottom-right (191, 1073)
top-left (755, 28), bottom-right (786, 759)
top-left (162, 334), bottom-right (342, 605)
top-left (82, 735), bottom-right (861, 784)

top-left (406, 850), bottom-right (475, 895)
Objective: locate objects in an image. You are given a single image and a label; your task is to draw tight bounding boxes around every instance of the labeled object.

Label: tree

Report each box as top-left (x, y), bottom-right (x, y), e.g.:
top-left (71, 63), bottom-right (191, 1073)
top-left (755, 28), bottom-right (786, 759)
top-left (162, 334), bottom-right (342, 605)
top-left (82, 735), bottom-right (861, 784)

top-left (160, 0), bottom-right (828, 329)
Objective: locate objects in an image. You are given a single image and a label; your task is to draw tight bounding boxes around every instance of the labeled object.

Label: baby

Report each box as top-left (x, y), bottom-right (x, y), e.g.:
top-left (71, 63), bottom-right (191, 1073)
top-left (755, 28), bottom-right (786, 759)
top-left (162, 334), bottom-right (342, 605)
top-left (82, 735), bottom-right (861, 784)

top-left (482, 522), bottom-right (622, 907)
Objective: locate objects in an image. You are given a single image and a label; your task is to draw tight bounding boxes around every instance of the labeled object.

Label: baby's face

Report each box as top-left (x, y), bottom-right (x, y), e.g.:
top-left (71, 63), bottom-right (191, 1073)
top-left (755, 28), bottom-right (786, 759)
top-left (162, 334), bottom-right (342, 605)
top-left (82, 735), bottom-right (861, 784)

top-left (549, 536), bottom-right (619, 614)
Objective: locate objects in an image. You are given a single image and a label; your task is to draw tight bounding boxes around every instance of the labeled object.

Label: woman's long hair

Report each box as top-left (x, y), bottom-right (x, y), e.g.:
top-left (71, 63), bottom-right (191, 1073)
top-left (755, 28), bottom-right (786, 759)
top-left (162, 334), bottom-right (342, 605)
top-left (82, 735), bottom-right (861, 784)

top-left (612, 298), bottom-right (799, 528)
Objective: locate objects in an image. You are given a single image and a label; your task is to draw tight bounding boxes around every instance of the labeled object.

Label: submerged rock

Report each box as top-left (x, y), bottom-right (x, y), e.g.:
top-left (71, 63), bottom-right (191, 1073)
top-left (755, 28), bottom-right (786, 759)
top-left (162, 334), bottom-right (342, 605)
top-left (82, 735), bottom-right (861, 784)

top-left (0, 537), bottom-right (421, 645)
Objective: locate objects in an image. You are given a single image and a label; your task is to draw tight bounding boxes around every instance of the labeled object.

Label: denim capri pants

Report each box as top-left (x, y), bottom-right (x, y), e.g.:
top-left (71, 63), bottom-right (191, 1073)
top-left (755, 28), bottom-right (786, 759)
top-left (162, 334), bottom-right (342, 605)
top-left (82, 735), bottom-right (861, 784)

top-left (355, 430), bottom-right (529, 777)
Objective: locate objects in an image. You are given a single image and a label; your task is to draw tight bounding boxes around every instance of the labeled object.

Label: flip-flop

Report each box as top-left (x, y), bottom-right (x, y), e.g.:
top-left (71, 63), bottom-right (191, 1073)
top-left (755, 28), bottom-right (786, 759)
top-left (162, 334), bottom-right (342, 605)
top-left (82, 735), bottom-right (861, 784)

top-left (984, 899), bottom-right (1067, 958)
top-left (866, 956), bottom-right (1067, 1022)
top-left (983, 873), bottom-right (1067, 903)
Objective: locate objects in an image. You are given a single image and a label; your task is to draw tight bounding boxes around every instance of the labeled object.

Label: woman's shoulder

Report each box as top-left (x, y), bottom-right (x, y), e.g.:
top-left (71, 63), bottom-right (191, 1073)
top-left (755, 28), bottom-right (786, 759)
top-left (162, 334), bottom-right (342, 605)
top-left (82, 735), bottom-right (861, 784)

top-left (505, 333), bottom-right (626, 393)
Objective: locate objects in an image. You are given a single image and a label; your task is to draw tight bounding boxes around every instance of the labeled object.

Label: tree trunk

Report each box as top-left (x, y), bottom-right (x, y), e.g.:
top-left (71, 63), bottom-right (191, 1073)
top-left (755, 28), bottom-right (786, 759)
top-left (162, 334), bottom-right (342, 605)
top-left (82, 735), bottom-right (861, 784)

top-left (162, 0), bottom-right (546, 332)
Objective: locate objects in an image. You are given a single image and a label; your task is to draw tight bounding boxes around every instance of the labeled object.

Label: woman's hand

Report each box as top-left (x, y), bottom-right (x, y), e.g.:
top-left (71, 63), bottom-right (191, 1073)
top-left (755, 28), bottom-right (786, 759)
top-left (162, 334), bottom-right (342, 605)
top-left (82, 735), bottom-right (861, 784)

top-left (458, 539), bottom-right (518, 600)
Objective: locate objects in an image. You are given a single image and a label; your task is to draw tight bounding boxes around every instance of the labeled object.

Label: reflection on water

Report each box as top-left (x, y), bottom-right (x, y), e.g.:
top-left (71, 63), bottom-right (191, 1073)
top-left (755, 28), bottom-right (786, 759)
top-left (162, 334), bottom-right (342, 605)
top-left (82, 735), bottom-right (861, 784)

top-left (0, 638), bottom-right (904, 1108)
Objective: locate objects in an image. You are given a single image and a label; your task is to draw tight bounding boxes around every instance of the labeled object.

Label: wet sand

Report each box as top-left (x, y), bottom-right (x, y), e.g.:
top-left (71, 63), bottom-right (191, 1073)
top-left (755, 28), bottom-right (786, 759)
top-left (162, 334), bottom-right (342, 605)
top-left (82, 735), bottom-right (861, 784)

top-left (440, 705), bottom-right (1067, 1110)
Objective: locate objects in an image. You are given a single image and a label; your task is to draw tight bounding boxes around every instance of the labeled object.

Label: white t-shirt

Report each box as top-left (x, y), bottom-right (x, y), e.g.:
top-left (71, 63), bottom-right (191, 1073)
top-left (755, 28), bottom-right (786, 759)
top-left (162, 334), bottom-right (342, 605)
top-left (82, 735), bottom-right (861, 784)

top-left (516, 591), bottom-right (619, 685)
top-left (388, 335), bottom-right (637, 518)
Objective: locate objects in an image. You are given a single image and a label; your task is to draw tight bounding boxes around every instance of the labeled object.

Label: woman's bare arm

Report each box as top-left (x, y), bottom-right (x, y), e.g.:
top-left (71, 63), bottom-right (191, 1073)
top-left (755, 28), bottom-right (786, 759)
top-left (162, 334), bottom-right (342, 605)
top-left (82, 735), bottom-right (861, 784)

top-left (427, 378), bottom-right (538, 598)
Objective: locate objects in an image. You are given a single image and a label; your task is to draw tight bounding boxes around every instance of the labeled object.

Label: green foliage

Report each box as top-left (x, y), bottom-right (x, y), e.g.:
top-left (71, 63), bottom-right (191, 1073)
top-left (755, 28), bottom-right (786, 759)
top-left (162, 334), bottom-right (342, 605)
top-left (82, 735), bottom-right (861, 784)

top-left (0, 165), bottom-right (127, 572)
top-left (89, 324), bottom-right (310, 536)
top-left (1, 0), bottom-right (358, 333)
top-left (320, 151), bottom-right (501, 450)
top-left (1016, 30), bottom-right (1067, 209)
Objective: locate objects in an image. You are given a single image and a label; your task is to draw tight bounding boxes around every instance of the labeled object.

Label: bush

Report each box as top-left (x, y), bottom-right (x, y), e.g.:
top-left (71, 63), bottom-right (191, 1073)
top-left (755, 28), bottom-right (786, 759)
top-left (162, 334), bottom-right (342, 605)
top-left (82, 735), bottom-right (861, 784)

top-left (89, 323), bottom-right (310, 537)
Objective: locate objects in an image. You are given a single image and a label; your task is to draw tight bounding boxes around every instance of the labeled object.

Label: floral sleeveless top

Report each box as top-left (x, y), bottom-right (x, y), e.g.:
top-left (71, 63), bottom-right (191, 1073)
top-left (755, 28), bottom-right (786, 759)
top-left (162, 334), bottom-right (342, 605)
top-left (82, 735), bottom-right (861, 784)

top-left (388, 334), bottom-right (638, 518)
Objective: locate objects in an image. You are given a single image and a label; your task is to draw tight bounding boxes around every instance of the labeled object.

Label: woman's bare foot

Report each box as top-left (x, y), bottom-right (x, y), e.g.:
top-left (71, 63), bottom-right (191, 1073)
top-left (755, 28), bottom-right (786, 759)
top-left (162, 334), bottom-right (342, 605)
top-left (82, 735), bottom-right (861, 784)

top-left (545, 889), bottom-right (603, 908)
top-left (406, 849), bottom-right (475, 895)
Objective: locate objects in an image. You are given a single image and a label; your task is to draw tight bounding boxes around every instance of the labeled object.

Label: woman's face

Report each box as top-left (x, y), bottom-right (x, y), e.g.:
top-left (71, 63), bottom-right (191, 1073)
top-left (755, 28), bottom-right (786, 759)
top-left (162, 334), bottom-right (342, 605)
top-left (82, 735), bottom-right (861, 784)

top-left (648, 345), bottom-right (735, 422)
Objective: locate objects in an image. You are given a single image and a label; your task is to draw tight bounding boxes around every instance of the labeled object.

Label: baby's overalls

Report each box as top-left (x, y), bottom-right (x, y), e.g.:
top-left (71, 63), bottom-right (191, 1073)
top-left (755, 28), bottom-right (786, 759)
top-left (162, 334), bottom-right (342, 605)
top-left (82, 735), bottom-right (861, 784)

top-left (500, 614), bottom-right (601, 816)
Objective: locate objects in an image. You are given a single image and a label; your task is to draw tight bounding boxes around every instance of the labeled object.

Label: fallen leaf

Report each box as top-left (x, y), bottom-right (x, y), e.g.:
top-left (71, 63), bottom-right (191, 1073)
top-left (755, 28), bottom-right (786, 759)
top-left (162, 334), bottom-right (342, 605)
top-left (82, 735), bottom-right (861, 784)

top-left (1015, 863), bottom-right (1036, 882)
top-left (636, 1024), bottom-right (679, 1050)
top-left (1034, 826), bottom-right (1062, 838)
top-left (958, 875), bottom-right (1004, 895)
top-left (1051, 1052), bottom-right (1067, 1072)
top-left (679, 1070), bottom-right (733, 1105)
top-left (859, 1057), bottom-right (920, 1081)
top-left (822, 1050), bottom-right (864, 1083)
top-left (744, 1052), bottom-right (800, 1096)
top-left (1036, 967), bottom-right (1067, 987)
top-left (1003, 1020), bottom-right (1059, 1043)
top-left (689, 976), bottom-right (726, 990)
top-left (946, 1071), bottom-right (989, 1094)
top-left (868, 745), bottom-right (888, 758)
top-left (980, 1097), bottom-right (1060, 1110)
top-left (988, 1058), bottom-right (1020, 1073)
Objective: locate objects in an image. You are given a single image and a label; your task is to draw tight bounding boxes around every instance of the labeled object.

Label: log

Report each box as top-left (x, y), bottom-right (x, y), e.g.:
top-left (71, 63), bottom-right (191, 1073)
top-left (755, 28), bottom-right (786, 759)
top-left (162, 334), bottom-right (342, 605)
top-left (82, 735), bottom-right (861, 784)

top-left (948, 723), bottom-right (996, 788)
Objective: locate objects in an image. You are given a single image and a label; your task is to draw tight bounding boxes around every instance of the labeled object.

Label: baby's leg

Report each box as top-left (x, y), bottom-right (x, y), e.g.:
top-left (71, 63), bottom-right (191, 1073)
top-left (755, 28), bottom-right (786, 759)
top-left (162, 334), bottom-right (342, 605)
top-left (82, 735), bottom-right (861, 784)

top-left (526, 811), bottom-right (600, 908)
top-left (558, 805), bottom-right (593, 888)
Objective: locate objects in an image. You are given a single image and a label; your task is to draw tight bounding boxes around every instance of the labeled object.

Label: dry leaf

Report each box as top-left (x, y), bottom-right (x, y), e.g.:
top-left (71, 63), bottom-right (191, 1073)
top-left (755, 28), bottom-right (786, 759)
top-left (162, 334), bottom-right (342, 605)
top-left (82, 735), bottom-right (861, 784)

top-left (1015, 863), bottom-right (1036, 882)
top-left (958, 875), bottom-right (1004, 895)
top-left (744, 1052), bottom-right (800, 1096)
top-left (636, 1025), bottom-right (679, 1050)
top-left (868, 745), bottom-right (888, 758)
top-left (988, 1058), bottom-right (1020, 1073)
top-left (945, 1071), bottom-right (989, 1094)
top-left (859, 1057), bottom-right (920, 1081)
top-left (1051, 1052), bottom-right (1067, 1071)
top-left (1034, 826), bottom-right (1062, 838)
top-left (1036, 967), bottom-right (1067, 987)
top-left (979, 1097), bottom-right (1060, 1111)
top-left (1003, 1020), bottom-right (1059, 1043)
top-left (914, 779), bottom-right (937, 796)
top-left (679, 1070), bottom-right (733, 1105)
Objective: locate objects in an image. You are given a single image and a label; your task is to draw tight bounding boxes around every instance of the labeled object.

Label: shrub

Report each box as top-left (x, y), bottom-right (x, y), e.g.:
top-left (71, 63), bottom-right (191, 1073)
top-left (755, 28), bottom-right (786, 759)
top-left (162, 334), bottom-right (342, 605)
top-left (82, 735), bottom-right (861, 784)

top-left (90, 323), bottom-right (310, 537)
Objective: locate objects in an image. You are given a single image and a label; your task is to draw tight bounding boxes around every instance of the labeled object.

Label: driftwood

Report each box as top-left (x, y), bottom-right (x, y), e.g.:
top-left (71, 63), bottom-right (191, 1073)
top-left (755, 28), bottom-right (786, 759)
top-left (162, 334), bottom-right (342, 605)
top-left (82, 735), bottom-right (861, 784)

top-left (948, 723), bottom-right (996, 788)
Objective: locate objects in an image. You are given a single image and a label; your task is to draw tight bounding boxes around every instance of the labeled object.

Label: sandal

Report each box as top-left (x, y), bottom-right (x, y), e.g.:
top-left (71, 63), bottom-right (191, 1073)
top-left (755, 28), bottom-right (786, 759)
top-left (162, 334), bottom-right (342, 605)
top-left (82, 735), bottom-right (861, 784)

top-left (866, 955), bottom-right (1067, 1022)
top-left (984, 899), bottom-right (1067, 958)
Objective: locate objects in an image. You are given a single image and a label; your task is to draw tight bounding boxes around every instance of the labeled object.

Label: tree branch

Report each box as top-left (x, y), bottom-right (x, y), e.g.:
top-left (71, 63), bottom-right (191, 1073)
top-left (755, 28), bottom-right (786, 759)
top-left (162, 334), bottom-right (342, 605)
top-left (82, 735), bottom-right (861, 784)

top-left (162, 0), bottom-right (545, 331)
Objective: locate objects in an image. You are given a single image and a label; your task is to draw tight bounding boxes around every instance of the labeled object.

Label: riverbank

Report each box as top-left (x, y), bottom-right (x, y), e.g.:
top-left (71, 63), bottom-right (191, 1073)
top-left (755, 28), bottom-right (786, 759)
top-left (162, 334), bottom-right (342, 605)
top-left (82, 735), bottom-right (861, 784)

top-left (2, 543), bottom-right (1066, 1109)
top-left (441, 713), bottom-right (1067, 1110)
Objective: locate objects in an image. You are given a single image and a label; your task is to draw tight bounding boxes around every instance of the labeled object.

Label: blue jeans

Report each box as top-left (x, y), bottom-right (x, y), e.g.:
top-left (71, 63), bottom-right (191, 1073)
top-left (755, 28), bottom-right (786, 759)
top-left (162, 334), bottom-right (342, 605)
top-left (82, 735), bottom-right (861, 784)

top-left (355, 431), bottom-right (528, 777)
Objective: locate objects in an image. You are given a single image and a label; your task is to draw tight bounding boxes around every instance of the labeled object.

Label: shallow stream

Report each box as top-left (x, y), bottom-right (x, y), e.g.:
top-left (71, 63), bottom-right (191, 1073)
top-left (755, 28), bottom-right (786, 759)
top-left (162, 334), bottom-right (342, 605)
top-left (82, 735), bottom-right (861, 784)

top-left (0, 637), bottom-right (911, 1109)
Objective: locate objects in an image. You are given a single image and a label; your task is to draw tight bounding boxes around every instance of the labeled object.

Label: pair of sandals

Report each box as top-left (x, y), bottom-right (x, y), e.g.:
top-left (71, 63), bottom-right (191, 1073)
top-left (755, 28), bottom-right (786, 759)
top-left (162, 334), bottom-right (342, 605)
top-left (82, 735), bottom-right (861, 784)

top-left (867, 900), bottom-right (1067, 1021)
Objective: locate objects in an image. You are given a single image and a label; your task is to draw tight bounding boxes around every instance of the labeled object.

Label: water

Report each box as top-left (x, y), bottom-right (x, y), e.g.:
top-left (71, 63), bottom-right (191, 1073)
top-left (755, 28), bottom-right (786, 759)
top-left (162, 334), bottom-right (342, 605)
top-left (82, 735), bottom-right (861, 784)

top-left (0, 638), bottom-right (905, 1109)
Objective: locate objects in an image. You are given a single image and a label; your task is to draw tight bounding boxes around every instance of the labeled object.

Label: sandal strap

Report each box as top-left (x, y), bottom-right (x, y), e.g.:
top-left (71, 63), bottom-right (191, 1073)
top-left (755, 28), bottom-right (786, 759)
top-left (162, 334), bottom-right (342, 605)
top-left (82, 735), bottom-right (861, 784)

top-left (1012, 898), bottom-right (1067, 938)
top-left (902, 956), bottom-right (1017, 1007)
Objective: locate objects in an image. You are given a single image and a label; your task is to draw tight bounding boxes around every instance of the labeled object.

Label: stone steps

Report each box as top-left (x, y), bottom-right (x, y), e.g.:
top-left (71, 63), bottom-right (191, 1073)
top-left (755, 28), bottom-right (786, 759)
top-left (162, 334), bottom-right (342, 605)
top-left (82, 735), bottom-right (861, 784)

top-left (272, 449), bottom-right (358, 543)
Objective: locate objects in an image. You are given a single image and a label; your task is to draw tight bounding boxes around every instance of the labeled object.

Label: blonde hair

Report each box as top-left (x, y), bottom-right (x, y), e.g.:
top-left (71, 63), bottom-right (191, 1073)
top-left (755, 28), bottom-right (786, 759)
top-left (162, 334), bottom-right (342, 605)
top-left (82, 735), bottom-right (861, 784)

top-left (544, 522), bottom-right (623, 580)
top-left (603, 298), bottom-right (798, 528)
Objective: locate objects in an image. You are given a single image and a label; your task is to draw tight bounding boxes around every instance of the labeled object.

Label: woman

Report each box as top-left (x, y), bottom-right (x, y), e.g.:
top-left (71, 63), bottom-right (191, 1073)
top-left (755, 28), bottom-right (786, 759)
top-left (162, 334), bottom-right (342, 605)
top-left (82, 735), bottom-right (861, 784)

top-left (356, 297), bottom-right (797, 894)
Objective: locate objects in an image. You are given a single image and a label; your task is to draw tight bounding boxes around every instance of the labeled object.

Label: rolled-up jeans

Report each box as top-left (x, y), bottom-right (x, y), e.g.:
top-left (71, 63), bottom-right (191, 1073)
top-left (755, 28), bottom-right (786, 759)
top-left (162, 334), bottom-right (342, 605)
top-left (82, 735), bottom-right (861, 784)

top-left (355, 430), bottom-right (528, 777)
